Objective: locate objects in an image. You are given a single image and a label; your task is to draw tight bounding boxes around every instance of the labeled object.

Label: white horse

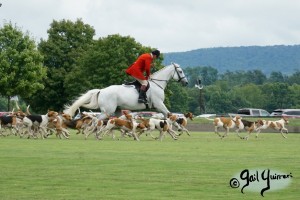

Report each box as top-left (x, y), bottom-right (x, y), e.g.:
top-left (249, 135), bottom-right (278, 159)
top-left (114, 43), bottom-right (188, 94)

top-left (64, 63), bottom-right (188, 120)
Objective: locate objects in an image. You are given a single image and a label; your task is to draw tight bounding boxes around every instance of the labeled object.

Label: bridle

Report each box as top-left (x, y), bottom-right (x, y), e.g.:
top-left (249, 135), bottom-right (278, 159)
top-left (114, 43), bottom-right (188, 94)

top-left (150, 63), bottom-right (186, 89)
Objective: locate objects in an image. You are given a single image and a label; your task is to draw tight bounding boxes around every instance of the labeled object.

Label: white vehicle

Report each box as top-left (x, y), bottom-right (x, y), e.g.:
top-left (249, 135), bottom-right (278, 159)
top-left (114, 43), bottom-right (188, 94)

top-left (172, 113), bottom-right (184, 118)
top-left (195, 114), bottom-right (216, 118)
top-left (270, 109), bottom-right (300, 118)
top-left (229, 108), bottom-right (270, 117)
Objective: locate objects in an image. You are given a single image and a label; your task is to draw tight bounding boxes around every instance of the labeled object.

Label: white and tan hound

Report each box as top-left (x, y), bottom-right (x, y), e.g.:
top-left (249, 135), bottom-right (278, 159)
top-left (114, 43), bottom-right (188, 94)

top-left (207, 115), bottom-right (244, 138)
top-left (99, 112), bottom-right (140, 141)
top-left (255, 117), bottom-right (289, 138)
top-left (22, 110), bottom-right (58, 139)
top-left (237, 119), bottom-right (264, 140)
top-left (176, 112), bottom-right (193, 136)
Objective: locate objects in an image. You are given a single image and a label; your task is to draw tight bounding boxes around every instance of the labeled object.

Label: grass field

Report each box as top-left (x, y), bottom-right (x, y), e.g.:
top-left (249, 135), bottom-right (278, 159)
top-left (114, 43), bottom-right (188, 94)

top-left (0, 130), bottom-right (299, 200)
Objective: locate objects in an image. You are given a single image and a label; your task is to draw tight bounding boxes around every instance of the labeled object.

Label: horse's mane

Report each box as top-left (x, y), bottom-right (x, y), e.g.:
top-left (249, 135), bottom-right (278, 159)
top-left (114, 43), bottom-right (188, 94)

top-left (152, 64), bottom-right (172, 76)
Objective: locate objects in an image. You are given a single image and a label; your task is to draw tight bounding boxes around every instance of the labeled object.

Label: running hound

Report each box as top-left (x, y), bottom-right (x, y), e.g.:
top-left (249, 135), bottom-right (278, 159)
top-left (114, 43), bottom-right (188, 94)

top-left (255, 117), bottom-right (289, 138)
top-left (176, 112), bottom-right (193, 136)
top-left (22, 110), bottom-right (58, 139)
top-left (207, 115), bottom-right (244, 138)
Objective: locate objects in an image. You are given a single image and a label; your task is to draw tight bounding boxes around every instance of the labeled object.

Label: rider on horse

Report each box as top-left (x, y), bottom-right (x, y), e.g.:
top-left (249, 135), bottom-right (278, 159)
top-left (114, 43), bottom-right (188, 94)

top-left (125, 49), bottom-right (160, 103)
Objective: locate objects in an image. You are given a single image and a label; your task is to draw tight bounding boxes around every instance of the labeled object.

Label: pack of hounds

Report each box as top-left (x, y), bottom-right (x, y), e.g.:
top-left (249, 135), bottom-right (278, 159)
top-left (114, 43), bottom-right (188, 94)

top-left (0, 102), bottom-right (194, 141)
top-left (0, 102), bottom-right (290, 140)
top-left (208, 115), bottom-right (289, 140)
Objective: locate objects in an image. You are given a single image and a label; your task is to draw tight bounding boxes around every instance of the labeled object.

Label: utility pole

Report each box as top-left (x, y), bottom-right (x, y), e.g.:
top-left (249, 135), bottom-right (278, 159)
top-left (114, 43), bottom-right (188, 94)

top-left (195, 77), bottom-right (205, 114)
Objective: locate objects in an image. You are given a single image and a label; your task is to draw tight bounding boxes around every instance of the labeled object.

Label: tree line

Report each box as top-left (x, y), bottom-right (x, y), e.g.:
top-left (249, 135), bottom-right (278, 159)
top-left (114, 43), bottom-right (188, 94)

top-left (1, 19), bottom-right (299, 115)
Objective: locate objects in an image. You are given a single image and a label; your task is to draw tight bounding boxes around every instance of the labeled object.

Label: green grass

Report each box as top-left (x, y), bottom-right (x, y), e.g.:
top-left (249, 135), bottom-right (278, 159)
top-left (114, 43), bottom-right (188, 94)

top-left (0, 131), bottom-right (299, 200)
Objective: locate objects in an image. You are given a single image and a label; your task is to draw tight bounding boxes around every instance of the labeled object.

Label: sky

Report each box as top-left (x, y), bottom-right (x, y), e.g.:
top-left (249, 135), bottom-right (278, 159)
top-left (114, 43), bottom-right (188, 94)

top-left (1, 0), bottom-right (300, 53)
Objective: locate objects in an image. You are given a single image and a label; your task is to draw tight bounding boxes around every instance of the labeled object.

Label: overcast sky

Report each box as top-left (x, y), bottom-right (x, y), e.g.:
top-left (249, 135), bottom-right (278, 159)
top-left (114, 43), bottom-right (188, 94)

top-left (1, 0), bottom-right (300, 53)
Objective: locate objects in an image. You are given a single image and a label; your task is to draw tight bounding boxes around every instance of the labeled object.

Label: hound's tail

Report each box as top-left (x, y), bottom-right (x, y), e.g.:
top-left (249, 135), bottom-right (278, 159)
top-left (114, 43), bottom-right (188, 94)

top-left (64, 89), bottom-right (101, 117)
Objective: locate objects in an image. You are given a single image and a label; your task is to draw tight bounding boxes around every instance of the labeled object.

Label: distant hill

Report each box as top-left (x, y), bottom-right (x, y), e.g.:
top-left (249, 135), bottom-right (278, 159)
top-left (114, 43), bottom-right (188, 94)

top-left (163, 45), bottom-right (300, 75)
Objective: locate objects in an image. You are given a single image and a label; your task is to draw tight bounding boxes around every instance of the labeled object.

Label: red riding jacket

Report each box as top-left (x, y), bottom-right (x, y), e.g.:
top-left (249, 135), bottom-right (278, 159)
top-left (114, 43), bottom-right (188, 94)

top-left (126, 53), bottom-right (153, 80)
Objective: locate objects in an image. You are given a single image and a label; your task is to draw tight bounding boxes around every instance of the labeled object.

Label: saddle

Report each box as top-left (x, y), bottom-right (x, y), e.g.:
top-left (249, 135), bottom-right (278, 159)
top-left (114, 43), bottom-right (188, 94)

top-left (123, 80), bottom-right (150, 92)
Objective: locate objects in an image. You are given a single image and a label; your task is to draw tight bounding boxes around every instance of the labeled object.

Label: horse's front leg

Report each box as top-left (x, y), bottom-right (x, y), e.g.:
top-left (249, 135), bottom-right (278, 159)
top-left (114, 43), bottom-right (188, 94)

top-left (153, 102), bottom-right (170, 118)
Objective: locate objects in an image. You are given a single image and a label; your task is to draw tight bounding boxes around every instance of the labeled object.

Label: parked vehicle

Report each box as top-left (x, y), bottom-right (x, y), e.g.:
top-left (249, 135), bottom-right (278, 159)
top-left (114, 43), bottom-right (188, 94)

top-left (270, 109), bottom-right (300, 118)
top-left (195, 114), bottom-right (216, 118)
top-left (229, 108), bottom-right (270, 117)
top-left (0, 112), bottom-right (10, 117)
top-left (172, 113), bottom-right (184, 118)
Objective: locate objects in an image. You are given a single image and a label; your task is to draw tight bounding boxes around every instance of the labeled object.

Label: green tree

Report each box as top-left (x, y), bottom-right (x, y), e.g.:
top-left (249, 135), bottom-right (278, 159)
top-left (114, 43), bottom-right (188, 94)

top-left (231, 84), bottom-right (265, 109)
top-left (167, 82), bottom-right (189, 112)
top-left (260, 83), bottom-right (291, 111)
top-left (186, 88), bottom-right (201, 115)
top-left (268, 71), bottom-right (287, 83)
top-left (0, 22), bottom-right (46, 111)
top-left (288, 71), bottom-right (300, 85)
top-left (27, 19), bottom-right (95, 112)
top-left (245, 70), bottom-right (267, 85)
top-left (204, 81), bottom-right (233, 114)
top-left (185, 66), bottom-right (218, 87)
top-left (289, 84), bottom-right (300, 108)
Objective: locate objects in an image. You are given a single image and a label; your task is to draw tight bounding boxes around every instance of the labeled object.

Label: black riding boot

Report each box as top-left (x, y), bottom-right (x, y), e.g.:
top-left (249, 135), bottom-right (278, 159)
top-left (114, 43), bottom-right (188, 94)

top-left (138, 85), bottom-right (148, 103)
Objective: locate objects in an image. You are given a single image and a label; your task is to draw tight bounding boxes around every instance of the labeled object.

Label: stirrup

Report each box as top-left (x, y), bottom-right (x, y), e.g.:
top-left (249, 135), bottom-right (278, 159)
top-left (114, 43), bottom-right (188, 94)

top-left (138, 98), bottom-right (148, 103)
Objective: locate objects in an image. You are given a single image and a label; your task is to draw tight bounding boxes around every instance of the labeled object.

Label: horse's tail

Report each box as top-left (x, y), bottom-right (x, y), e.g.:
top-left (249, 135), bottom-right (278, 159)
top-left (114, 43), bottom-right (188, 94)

top-left (64, 89), bottom-right (101, 117)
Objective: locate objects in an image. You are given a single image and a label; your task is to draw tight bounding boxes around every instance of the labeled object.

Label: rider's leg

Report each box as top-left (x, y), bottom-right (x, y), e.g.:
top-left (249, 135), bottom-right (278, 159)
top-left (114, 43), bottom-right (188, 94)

top-left (135, 79), bottom-right (148, 103)
top-left (138, 85), bottom-right (147, 103)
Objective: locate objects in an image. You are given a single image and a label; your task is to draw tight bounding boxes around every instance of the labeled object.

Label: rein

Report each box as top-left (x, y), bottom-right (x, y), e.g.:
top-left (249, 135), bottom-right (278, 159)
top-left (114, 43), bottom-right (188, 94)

top-left (149, 64), bottom-right (186, 90)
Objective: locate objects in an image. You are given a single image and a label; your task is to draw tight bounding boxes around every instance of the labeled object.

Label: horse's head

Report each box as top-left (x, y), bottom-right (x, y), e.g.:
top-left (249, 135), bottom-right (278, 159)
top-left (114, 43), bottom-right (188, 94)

top-left (172, 63), bottom-right (188, 86)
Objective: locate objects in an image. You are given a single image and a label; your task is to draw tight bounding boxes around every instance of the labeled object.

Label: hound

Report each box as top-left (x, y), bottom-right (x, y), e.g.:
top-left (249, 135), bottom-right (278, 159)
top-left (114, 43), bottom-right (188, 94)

top-left (0, 107), bottom-right (27, 136)
top-left (47, 113), bottom-right (73, 139)
top-left (99, 112), bottom-right (140, 141)
top-left (83, 115), bottom-right (106, 140)
top-left (255, 117), bottom-right (289, 138)
top-left (176, 112), bottom-right (193, 136)
top-left (62, 112), bottom-right (94, 135)
top-left (207, 115), bottom-right (244, 138)
top-left (237, 119), bottom-right (264, 140)
top-left (22, 110), bottom-right (58, 139)
top-left (0, 114), bottom-right (18, 136)
top-left (140, 114), bottom-right (179, 141)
